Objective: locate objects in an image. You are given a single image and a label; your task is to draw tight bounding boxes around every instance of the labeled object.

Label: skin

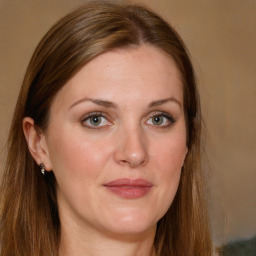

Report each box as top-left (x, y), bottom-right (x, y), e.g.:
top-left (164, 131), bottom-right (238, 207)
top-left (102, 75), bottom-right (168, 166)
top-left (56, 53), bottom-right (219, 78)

top-left (23, 45), bottom-right (188, 256)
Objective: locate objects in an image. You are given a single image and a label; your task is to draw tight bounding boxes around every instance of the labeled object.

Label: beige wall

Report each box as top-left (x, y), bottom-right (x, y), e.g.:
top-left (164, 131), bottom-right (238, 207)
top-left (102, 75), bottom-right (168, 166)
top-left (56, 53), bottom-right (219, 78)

top-left (0, 0), bottom-right (255, 245)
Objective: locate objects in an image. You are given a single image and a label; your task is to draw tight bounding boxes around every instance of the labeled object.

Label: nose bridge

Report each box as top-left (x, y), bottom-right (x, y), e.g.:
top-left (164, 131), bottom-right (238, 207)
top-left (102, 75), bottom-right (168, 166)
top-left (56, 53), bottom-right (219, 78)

top-left (114, 121), bottom-right (148, 168)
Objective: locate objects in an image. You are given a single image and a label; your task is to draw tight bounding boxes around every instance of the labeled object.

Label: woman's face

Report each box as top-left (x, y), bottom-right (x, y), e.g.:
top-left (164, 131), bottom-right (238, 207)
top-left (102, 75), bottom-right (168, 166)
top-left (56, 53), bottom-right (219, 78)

top-left (42, 45), bottom-right (187, 236)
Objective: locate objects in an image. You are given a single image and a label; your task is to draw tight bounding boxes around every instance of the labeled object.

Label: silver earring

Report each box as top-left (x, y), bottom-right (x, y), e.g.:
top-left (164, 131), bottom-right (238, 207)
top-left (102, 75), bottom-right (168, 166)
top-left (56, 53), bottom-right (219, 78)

top-left (39, 163), bottom-right (46, 175)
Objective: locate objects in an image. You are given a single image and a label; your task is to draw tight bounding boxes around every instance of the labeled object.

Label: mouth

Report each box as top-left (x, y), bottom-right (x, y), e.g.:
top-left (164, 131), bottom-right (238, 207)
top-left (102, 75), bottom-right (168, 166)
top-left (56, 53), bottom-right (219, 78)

top-left (103, 178), bottom-right (153, 199)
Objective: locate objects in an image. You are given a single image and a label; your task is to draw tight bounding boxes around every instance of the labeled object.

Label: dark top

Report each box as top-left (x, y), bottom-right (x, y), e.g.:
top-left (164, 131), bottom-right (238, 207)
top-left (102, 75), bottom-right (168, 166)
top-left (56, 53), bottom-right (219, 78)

top-left (220, 235), bottom-right (256, 256)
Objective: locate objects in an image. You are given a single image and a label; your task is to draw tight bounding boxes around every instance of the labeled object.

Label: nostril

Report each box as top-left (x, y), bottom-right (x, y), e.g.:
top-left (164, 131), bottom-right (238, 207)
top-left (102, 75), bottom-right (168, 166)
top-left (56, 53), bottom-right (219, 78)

top-left (114, 131), bottom-right (149, 168)
top-left (119, 159), bottom-right (129, 165)
top-left (118, 154), bottom-right (148, 168)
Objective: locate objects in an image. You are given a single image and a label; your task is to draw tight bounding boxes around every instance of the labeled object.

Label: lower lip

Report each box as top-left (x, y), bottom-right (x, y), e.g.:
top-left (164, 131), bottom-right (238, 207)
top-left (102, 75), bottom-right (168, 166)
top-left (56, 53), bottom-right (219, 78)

top-left (104, 186), bottom-right (152, 199)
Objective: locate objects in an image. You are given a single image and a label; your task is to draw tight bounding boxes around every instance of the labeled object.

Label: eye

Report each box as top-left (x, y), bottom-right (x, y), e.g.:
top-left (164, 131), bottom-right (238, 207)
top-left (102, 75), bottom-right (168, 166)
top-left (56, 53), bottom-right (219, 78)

top-left (81, 113), bottom-right (111, 128)
top-left (146, 112), bottom-right (175, 127)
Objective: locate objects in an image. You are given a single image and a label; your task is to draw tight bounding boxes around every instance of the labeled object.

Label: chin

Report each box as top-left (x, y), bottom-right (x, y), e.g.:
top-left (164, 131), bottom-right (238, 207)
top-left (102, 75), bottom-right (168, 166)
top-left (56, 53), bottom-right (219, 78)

top-left (105, 222), bottom-right (156, 238)
top-left (101, 209), bottom-right (158, 236)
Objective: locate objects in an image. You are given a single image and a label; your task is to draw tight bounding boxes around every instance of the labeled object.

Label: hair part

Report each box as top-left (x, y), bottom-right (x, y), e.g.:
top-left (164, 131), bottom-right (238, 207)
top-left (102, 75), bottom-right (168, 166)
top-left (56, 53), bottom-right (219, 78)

top-left (0, 1), bottom-right (213, 255)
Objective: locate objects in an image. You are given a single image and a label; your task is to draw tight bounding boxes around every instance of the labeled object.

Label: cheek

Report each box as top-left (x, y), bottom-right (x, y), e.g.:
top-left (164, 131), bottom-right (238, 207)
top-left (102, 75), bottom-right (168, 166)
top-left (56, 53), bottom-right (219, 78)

top-left (152, 133), bottom-right (187, 173)
top-left (151, 133), bottom-right (187, 213)
top-left (45, 129), bottom-right (114, 214)
top-left (155, 143), bottom-right (185, 191)
top-left (46, 128), bottom-right (112, 182)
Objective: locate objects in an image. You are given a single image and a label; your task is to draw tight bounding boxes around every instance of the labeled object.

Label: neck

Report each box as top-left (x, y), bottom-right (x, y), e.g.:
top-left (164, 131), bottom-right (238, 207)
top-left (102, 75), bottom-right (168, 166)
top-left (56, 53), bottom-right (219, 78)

top-left (58, 219), bottom-right (156, 256)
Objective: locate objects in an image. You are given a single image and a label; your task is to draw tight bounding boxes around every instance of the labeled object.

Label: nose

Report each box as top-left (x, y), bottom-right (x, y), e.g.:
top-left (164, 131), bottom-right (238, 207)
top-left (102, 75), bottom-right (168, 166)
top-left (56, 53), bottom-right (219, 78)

top-left (114, 127), bottom-right (149, 168)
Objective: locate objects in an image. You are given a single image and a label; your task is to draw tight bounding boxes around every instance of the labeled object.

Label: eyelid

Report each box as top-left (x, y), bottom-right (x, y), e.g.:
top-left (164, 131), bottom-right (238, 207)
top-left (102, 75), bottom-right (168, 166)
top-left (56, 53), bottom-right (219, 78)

top-left (146, 111), bottom-right (176, 127)
top-left (79, 111), bottom-right (175, 130)
top-left (80, 111), bottom-right (111, 129)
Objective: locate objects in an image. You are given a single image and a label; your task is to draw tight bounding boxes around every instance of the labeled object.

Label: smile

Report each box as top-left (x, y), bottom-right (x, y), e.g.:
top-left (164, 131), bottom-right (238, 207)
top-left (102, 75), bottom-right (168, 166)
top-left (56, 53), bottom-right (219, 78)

top-left (103, 178), bottom-right (153, 199)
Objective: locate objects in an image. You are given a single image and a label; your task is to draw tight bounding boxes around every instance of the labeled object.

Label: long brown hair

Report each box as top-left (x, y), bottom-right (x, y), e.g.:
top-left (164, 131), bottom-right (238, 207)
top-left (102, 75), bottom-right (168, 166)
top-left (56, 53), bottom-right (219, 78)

top-left (0, 1), bottom-right (213, 255)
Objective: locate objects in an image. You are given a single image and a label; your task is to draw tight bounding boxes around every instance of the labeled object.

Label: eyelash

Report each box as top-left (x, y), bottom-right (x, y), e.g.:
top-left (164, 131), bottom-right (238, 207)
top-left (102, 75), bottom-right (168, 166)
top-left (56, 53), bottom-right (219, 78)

top-left (81, 112), bottom-right (110, 129)
top-left (147, 112), bottom-right (175, 127)
top-left (80, 111), bottom-right (175, 129)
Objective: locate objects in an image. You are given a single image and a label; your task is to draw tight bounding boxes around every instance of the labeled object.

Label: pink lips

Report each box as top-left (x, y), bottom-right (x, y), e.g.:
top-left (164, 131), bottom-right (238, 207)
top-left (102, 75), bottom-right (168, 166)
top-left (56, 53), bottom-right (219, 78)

top-left (103, 179), bottom-right (153, 199)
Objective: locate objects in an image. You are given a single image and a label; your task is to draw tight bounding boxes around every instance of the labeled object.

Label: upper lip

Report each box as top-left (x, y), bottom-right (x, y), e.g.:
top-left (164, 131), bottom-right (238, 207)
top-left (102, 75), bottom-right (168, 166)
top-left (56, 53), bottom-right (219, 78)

top-left (104, 178), bottom-right (153, 187)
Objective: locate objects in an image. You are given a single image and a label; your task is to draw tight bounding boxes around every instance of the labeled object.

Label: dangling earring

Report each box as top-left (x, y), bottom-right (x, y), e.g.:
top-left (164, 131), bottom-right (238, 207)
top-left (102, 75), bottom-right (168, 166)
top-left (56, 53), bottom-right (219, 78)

top-left (39, 163), bottom-right (46, 175)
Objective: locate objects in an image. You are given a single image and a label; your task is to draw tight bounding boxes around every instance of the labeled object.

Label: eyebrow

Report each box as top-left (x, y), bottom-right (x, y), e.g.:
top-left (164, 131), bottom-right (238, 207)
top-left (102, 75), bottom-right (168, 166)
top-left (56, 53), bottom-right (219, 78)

top-left (148, 97), bottom-right (182, 108)
top-left (69, 97), bottom-right (181, 110)
top-left (69, 98), bottom-right (117, 110)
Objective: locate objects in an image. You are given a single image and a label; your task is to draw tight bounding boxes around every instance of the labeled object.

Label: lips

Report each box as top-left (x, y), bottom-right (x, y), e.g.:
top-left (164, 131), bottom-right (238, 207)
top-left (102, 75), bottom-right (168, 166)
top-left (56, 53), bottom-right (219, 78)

top-left (103, 179), bottom-right (153, 199)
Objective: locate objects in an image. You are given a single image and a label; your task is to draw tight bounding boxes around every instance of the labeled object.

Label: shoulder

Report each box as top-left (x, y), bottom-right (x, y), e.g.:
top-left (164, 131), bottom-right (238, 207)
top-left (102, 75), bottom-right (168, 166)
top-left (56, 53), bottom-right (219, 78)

top-left (219, 235), bottom-right (256, 256)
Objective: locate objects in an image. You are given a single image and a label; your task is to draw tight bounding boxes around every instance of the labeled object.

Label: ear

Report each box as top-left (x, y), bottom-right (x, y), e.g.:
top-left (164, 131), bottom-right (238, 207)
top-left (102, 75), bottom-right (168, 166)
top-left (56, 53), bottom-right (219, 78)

top-left (23, 117), bottom-right (52, 171)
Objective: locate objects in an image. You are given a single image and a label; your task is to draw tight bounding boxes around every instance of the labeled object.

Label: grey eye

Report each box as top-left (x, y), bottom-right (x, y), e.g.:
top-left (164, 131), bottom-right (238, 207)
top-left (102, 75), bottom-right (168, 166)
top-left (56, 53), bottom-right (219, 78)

top-left (89, 116), bottom-right (102, 126)
top-left (146, 113), bottom-right (174, 127)
top-left (82, 114), bottom-right (109, 128)
top-left (152, 115), bottom-right (164, 125)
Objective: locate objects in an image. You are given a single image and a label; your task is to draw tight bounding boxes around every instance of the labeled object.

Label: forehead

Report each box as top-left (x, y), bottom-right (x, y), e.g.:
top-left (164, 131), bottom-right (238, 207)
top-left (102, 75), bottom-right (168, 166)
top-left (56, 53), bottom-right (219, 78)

top-left (51, 45), bottom-right (183, 110)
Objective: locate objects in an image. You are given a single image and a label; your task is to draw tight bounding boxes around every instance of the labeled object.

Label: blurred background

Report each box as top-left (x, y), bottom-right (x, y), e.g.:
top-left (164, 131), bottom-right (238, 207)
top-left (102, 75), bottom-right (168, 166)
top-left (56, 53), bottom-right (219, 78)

top-left (0, 0), bottom-right (255, 247)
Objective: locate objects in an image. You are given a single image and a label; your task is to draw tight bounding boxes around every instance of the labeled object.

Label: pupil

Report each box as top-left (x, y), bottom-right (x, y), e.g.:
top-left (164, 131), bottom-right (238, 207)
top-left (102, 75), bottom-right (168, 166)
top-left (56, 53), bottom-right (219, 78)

top-left (91, 116), bottom-right (101, 125)
top-left (153, 116), bottom-right (163, 125)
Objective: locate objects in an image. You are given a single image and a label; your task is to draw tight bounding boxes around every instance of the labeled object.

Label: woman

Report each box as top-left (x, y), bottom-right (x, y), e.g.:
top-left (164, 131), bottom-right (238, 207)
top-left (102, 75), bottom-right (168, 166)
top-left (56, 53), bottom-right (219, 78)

top-left (0, 1), bottom-right (213, 255)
